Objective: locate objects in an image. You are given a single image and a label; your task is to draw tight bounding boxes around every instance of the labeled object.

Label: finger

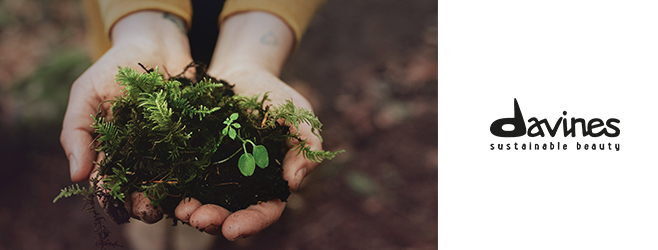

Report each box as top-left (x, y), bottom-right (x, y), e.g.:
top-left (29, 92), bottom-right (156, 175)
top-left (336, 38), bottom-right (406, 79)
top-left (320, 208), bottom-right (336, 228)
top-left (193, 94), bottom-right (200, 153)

top-left (130, 192), bottom-right (164, 224)
top-left (61, 75), bottom-right (102, 182)
top-left (189, 204), bottom-right (231, 235)
top-left (91, 152), bottom-right (131, 224)
top-left (282, 123), bottom-right (322, 191)
top-left (175, 197), bottom-right (203, 222)
top-left (221, 199), bottom-right (285, 241)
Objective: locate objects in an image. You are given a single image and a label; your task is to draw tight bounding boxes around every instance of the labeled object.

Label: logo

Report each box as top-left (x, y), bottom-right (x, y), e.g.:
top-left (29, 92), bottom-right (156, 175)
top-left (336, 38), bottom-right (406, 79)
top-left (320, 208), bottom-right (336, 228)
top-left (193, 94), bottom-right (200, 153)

top-left (490, 98), bottom-right (620, 138)
top-left (489, 99), bottom-right (620, 151)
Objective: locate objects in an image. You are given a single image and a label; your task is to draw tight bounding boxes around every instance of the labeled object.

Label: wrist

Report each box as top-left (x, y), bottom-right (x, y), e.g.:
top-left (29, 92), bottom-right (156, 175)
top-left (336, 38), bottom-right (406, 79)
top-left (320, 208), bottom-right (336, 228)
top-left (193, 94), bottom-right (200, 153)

top-left (110, 11), bottom-right (190, 63)
top-left (208, 11), bottom-right (294, 76)
top-left (208, 61), bottom-right (273, 80)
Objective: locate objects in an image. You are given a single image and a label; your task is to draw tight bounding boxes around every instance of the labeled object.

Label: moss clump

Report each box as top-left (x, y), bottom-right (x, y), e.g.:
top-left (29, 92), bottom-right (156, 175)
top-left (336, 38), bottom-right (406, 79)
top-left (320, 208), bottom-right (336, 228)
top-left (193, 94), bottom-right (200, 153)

top-left (56, 63), bottom-right (343, 226)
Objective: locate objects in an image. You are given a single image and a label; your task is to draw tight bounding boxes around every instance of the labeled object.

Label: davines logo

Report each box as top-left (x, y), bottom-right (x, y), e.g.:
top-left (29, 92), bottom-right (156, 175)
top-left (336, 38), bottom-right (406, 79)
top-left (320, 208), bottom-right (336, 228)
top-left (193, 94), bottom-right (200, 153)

top-left (490, 99), bottom-right (620, 151)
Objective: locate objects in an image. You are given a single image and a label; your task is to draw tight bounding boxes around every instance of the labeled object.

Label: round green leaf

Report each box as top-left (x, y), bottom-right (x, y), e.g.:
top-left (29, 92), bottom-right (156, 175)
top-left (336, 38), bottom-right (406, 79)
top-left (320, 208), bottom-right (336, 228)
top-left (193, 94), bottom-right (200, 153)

top-left (253, 145), bottom-right (269, 168)
top-left (222, 126), bottom-right (228, 135)
top-left (232, 123), bottom-right (241, 129)
top-left (238, 153), bottom-right (255, 176)
top-left (230, 113), bottom-right (239, 121)
top-left (229, 127), bottom-right (237, 140)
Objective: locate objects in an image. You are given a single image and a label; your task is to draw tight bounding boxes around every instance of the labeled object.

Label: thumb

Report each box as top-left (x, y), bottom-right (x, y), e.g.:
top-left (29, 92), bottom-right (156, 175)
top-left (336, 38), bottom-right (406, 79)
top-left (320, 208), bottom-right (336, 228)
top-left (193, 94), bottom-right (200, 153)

top-left (61, 79), bottom-right (101, 182)
top-left (282, 123), bottom-right (322, 191)
top-left (61, 121), bottom-right (98, 182)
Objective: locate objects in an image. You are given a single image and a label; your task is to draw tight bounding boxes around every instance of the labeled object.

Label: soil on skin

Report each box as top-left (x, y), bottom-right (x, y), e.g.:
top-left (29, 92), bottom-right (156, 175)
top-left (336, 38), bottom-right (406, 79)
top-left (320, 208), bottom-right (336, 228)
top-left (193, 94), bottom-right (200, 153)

top-left (0, 0), bottom-right (437, 249)
top-left (100, 64), bottom-right (291, 224)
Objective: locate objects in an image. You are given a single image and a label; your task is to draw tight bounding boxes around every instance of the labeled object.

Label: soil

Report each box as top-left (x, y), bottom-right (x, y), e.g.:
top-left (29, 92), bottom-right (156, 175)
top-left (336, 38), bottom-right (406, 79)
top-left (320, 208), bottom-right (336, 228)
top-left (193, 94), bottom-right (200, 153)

top-left (95, 64), bottom-right (292, 224)
top-left (0, 0), bottom-right (437, 249)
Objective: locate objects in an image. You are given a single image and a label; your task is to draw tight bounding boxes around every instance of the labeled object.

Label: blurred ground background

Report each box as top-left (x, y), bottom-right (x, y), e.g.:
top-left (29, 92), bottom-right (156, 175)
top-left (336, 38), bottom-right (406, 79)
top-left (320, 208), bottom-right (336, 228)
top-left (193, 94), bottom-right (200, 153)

top-left (0, 0), bottom-right (437, 249)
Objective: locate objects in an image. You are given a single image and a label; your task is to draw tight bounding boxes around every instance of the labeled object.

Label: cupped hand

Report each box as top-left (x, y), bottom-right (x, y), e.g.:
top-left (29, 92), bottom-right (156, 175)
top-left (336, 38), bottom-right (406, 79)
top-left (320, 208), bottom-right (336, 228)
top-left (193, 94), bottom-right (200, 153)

top-left (60, 11), bottom-right (193, 223)
top-left (168, 10), bottom-right (323, 240)
top-left (173, 63), bottom-right (323, 240)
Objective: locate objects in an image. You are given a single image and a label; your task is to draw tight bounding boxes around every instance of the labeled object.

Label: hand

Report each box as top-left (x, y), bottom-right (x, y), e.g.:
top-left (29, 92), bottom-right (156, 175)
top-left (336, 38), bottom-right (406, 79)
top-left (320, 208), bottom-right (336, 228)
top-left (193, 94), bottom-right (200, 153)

top-left (172, 11), bottom-right (323, 240)
top-left (175, 63), bottom-right (323, 239)
top-left (60, 11), bottom-right (193, 222)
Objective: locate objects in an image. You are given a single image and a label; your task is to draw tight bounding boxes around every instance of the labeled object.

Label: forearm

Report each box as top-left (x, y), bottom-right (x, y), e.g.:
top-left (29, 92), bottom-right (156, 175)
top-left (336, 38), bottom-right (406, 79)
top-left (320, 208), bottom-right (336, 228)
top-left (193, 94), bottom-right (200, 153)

top-left (208, 11), bottom-right (294, 77)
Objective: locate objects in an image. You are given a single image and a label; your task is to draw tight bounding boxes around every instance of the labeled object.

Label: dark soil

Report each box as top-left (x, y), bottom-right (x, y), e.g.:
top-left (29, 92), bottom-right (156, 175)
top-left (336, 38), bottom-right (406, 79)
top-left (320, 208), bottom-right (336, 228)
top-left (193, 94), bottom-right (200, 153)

top-left (96, 64), bottom-right (291, 224)
top-left (0, 0), bottom-right (437, 249)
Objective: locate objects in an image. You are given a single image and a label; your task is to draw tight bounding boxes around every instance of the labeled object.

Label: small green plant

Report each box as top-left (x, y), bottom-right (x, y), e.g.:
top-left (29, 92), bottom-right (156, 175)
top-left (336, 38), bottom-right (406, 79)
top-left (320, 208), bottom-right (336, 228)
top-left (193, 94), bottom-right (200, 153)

top-left (221, 112), bottom-right (270, 176)
top-left (55, 63), bottom-right (343, 227)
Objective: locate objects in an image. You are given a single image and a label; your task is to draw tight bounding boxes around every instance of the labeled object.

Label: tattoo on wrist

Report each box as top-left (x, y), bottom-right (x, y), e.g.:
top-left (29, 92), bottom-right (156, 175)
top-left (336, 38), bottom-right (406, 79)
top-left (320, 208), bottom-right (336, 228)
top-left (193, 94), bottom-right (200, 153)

top-left (163, 13), bottom-right (186, 34)
top-left (260, 31), bottom-right (279, 46)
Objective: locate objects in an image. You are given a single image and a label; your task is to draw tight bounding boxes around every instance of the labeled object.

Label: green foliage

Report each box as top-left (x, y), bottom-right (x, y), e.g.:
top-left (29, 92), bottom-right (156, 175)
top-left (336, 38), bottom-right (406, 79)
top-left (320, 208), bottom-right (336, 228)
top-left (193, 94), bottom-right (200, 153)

top-left (53, 184), bottom-right (95, 203)
top-left (292, 139), bottom-right (345, 163)
top-left (253, 145), bottom-right (269, 168)
top-left (56, 65), bottom-right (343, 212)
top-left (222, 113), bottom-right (240, 140)
top-left (238, 153), bottom-right (256, 176)
top-left (222, 112), bottom-right (272, 176)
top-left (268, 100), bottom-right (324, 141)
top-left (268, 100), bottom-right (344, 163)
top-left (101, 164), bottom-right (131, 202)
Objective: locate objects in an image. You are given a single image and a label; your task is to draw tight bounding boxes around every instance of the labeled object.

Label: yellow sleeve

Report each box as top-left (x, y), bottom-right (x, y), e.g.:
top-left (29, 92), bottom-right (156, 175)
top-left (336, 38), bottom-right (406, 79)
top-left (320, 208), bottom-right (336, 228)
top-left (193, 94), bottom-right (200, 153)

top-left (82, 0), bottom-right (192, 61)
top-left (98, 0), bottom-right (192, 38)
top-left (220, 0), bottom-right (326, 46)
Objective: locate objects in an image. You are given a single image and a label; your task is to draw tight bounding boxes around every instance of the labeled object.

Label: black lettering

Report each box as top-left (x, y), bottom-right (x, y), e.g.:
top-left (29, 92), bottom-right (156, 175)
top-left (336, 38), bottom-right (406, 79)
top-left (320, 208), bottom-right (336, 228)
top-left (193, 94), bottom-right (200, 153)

top-left (567, 118), bottom-right (588, 137)
top-left (588, 118), bottom-right (605, 137)
top-left (605, 118), bottom-right (620, 137)
top-left (490, 99), bottom-right (526, 137)
top-left (562, 111), bottom-right (569, 136)
top-left (546, 117), bottom-right (563, 137)
top-left (527, 118), bottom-right (545, 137)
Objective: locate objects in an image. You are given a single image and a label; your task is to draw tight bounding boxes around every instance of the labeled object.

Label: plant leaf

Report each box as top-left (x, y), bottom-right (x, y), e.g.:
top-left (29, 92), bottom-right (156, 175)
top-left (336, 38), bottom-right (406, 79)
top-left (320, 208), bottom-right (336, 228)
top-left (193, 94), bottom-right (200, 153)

top-left (238, 153), bottom-right (256, 176)
top-left (230, 113), bottom-right (239, 121)
top-left (222, 126), bottom-right (228, 135)
top-left (253, 145), bottom-right (269, 168)
top-left (232, 123), bottom-right (241, 129)
top-left (229, 128), bottom-right (237, 140)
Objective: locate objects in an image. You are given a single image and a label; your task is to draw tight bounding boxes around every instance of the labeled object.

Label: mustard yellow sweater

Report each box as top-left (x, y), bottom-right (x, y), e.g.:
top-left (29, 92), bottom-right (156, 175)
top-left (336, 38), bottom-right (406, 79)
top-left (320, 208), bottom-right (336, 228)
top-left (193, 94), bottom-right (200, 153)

top-left (81, 0), bottom-right (325, 61)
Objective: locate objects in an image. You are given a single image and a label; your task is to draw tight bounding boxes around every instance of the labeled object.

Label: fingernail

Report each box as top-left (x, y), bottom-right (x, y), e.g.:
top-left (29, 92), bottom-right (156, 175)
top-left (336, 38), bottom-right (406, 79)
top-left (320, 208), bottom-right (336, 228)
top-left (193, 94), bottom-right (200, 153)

top-left (69, 155), bottom-right (79, 179)
top-left (294, 168), bottom-right (307, 190)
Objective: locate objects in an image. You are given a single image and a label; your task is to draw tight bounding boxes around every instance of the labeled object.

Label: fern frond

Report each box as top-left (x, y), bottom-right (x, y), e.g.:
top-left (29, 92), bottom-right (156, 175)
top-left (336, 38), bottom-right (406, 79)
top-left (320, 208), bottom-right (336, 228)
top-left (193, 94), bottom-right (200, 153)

top-left (291, 139), bottom-right (344, 163)
top-left (269, 100), bottom-right (323, 141)
top-left (115, 66), bottom-right (166, 99)
top-left (182, 78), bottom-right (223, 101)
top-left (53, 184), bottom-right (95, 203)
top-left (236, 92), bottom-right (270, 112)
top-left (91, 115), bottom-right (124, 153)
top-left (163, 78), bottom-right (182, 99)
top-left (138, 90), bottom-right (173, 131)
top-left (187, 105), bottom-right (221, 120)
